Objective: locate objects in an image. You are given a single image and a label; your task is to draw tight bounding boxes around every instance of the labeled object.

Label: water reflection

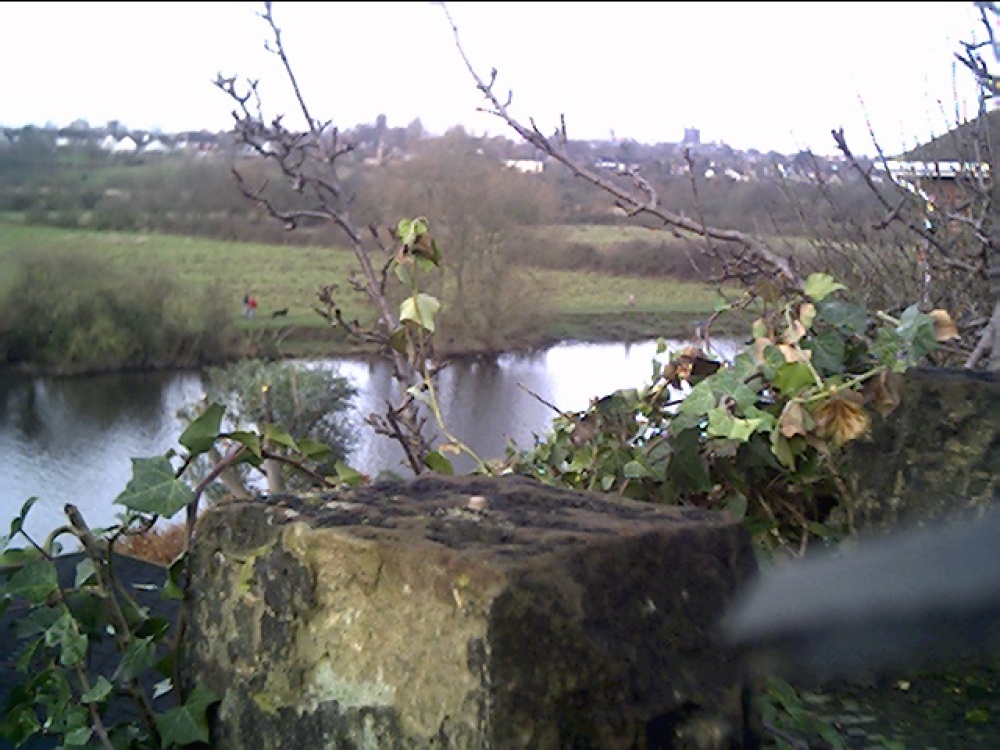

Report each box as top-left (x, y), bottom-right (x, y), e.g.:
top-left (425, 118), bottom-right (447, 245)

top-left (1, 338), bottom-right (738, 544)
top-left (0, 371), bottom-right (207, 545)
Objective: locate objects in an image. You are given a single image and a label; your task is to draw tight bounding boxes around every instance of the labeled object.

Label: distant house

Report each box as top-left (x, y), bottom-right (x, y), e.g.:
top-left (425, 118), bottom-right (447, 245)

top-left (111, 136), bottom-right (139, 153)
top-left (504, 158), bottom-right (544, 174)
top-left (874, 108), bottom-right (996, 214)
top-left (142, 138), bottom-right (170, 154)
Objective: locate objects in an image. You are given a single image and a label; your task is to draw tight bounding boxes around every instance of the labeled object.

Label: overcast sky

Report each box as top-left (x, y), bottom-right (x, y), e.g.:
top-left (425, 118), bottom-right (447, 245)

top-left (0, 2), bottom-right (991, 155)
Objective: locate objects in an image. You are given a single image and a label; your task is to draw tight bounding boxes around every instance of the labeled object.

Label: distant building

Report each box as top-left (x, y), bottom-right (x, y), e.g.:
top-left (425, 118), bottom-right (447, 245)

top-left (504, 158), bottom-right (544, 174)
top-left (873, 108), bottom-right (996, 215)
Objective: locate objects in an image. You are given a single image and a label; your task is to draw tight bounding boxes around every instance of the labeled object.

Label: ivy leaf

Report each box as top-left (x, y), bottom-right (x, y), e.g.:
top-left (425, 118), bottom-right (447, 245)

top-left (163, 554), bottom-right (187, 601)
top-left (178, 403), bottom-right (225, 456)
top-left (770, 430), bottom-right (797, 470)
top-left (114, 636), bottom-right (158, 684)
top-left (80, 676), bottom-right (113, 704)
top-left (115, 457), bottom-right (194, 518)
top-left (0, 546), bottom-right (45, 570)
top-left (817, 299), bottom-right (868, 334)
top-left (263, 424), bottom-right (298, 452)
top-left (804, 273), bottom-right (845, 301)
top-left (622, 460), bottom-right (649, 479)
top-left (804, 329), bottom-right (846, 375)
top-left (45, 611), bottom-right (87, 667)
top-left (63, 726), bottom-right (93, 746)
top-left (228, 430), bottom-right (262, 461)
top-left (896, 305), bottom-right (939, 361)
top-left (675, 380), bottom-right (715, 419)
top-left (1, 559), bottom-right (58, 604)
top-left (399, 293), bottom-right (441, 333)
top-left (423, 450), bottom-right (454, 475)
top-left (333, 461), bottom-right (366, 488)
top-left (706, 409), bottom-right (761, 442)
top-left (74, 558), bottom-right (97, 588)
top-left (154, 682), bottom-right (218, 747)
top-left (724, 494), bottom-right (748, 519)
top-left (296, 438), bottom-right (333, 461)
top-left (771, 362), bottom-right (816, 398)
top-left (669, 428), bottom-right (712, 493)
top-left (388, 326), bottom-right (410, 355)
top-left (7, 496), bottom-right (39, 540)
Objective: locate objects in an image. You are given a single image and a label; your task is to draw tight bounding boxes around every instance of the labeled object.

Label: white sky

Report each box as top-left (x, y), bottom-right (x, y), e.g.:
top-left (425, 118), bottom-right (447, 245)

top-left (0, 1), bottom-right (992, 156)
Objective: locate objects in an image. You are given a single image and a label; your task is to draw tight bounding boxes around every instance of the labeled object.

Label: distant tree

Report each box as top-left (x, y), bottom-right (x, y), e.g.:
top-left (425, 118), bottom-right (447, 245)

top-left (187, 359), bottom-right (358, 496)
top-left (359, 129), bottom-right (561, 349)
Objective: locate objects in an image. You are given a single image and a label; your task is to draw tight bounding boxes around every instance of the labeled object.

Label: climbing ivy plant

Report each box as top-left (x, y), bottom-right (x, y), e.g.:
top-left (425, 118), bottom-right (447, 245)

top-left (508, 272), bottom-right (957, 555)
top-left (0, 392), bottom-right (357, 749)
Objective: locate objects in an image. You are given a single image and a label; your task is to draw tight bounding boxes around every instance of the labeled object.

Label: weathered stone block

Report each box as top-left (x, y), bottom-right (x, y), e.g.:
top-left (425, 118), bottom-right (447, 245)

top-left (846, 366), bottom-right (1000, 530)
top-left (182, 474), bottom-right (758, 749)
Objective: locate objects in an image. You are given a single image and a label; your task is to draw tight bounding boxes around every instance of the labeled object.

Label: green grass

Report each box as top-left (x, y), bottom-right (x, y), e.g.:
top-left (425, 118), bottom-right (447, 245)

top-left (0, 221), bottom-right (741, 357)
top-left (0, 222), bottom-right (364, 325)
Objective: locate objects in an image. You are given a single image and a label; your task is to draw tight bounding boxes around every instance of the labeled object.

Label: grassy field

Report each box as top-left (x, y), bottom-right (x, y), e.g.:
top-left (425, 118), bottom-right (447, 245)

top-left (0, 221), bottom-right (742, 357)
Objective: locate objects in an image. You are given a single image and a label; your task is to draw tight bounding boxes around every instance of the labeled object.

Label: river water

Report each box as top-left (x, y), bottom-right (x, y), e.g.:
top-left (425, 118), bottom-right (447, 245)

top-left (0, 338), bottom-right (738, 546)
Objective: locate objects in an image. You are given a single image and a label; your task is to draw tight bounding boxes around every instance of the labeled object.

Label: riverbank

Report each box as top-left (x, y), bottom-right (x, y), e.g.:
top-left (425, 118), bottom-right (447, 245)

top-left (263, 309), bottom-right (751, 359)
top-left (2, 309), bottom-right (753, 379)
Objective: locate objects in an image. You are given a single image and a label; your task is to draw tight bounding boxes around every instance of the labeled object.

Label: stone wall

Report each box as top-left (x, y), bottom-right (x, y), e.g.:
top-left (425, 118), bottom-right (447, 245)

top-left (846, 366), bottom-right (1000, 530)
top-left (182, 474), bottom-right (760, 749)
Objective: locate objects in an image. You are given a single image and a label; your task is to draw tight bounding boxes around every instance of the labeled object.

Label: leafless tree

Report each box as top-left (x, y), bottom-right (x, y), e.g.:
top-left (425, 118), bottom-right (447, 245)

top-left (437, 4), bottom-right (804, 328)
top-left (214, 1), bottom-right (438, 474)
top-left (440, 2), bottom-right (1000, 370)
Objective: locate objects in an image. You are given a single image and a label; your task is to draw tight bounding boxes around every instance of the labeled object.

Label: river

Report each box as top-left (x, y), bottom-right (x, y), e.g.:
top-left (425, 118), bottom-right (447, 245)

top-left (0, 338), bottom-right (739, 546)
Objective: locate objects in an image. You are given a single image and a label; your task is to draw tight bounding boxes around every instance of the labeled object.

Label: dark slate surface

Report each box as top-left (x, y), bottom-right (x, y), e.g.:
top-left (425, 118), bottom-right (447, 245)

top-left (1, 553), bottom-right (178, 749)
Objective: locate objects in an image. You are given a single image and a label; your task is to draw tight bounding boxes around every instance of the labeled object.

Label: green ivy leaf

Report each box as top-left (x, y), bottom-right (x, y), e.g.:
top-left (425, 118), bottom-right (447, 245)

top-left (724, 494), bottom-right (748, 519)
top-left (63, 725), bottom-right (93, 746)
top-left (622, 460), bottom-right (649, 479)
top-left (394, 259), bottom-right (413, 286)
top-left (80, 676), bottom-right (113, 704)
top-left (334, 461), bottom-right (366, 488)
top-left (423, 450), bottom-right (455, 475)
top-left (114, 636), bottom-right (158, 684)
top-left (178, 402), bottom-right (225, 456)
top-left (154, 681), bottom-right (218, 747)
top-left (805, 329), bottom-right (846, 375)
top-left (7, 496), bottom-right (39, 540)
top-left (731, 352), bottom-right (758, 382)
top-left (45, 611), bottom-right (87, 667)
top-left (163, 554), bottom-right (187, 601)
top-left (263, 423), bottom-right (298, 451)
top-left (770, 431), bottom-right (796, 470)
top-left (896, 305), bottom-right (939, 361)
top-left (669, 428), bottom-right (713, 493)
top-left (115, 457), bottom-right (194, 518)
top-left (1, 559), bottom-right (58, 604)
top-left (399, 293), bottom-right (441, 333)
top-left (228, 430), bottom-right (263, 460)
top-left (674, 380), bottom-right (716, 425)
top-left (388, 326), bottom-right (410, 355)
top-left (804, 273), bottom-right (845, 301)
top-left (296, 438), bottom-right (333, 461)
top-left (0, 547), bottom-right (45, 570)
top-left (74, 558), bottom-right (97, 588)
top-left (817, 299), bottom-right (868, 334)
top-left (772, 362), bottom-right (816, 398)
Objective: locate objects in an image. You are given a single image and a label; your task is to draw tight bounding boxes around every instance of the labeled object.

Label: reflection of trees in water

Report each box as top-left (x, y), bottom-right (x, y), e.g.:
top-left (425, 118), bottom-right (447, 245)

top-left (0, 370), bottom-right (206, 547)
top-left (0, 371), bottom-right (201, 444)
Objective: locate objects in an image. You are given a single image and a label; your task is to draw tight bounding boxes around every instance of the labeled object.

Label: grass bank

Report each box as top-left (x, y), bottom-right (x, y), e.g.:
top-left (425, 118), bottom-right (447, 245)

top-left (0, 221), bottom-right (744, 365)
